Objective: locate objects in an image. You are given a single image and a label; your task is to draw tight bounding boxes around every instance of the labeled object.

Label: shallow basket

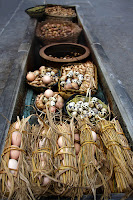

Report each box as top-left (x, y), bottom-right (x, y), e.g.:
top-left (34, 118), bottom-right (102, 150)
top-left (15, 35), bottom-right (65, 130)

top-left (27, 68), bottom-right (60, 93)
top-left (25, 5), bottom-right (45, 18)
top-left (58, 62), bottom-right (98, 99)
top-left (64, 94), bottom-right (109, 120)
top-left (44, 4), bottom-right (76, 21)
top-left (36, 20), bottom-right (82, 45)
top-left (27, 80), bottom-right (58, 93)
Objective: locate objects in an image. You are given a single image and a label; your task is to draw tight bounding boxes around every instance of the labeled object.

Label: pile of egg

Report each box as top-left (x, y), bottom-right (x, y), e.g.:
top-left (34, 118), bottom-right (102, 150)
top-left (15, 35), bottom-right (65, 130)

top-left (8, 122), bottom-right (21, 175)
top-left (57, 128), bottom-right (97, 160)
top-left (66, 97), bottom-right (108, 123)
top-left (60, 62), bottom-right (96, 92)
top-left (36, 89), bottom-right (64, 113)
top-left (36, 137), bottom-right (51, 186)
top-left (60, 63), bottom-right (92, 90)
top-left (60, 69), bottom-right (83, 90)
top-left (26, 66), bottom-right (59, 87)
top-left (57, 130), bottom-right (81, 160)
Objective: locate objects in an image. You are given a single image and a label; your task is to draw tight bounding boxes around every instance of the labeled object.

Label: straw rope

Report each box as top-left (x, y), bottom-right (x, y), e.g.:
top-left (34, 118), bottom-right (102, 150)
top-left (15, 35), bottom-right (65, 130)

top-left (78, 119), bottom-right (111, 199)
top-left (0, 117), bottom-right (35, 200)
top-left (98, 119), bottom-right (133, 193)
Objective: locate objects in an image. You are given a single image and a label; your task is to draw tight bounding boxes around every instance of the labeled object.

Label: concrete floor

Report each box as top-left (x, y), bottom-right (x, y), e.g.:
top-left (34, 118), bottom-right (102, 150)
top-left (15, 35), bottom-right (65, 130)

top-left (0, 0), bottom-right (133, 102)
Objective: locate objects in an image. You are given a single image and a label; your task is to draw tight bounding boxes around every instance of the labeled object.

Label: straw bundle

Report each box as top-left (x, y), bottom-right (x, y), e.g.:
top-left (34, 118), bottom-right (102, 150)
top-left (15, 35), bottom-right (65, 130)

top-left (0, 117), bottom-right (34, 200)
top-left (54, 123), bottom-right (80, 198)
top-left (46, 110), bottom-right (80, 198)
top-left (112, 119), bottom-right (133, 176)
top-left (97, 119), bottom-right (133, 193)
top-left (25, 116), bottom-right (55, 198)
top-left (78, 118), bottom-right (111, 200)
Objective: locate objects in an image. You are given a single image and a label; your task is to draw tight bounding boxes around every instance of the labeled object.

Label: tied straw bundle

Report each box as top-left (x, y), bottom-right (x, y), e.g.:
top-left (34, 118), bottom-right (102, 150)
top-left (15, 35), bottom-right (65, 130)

top-left (78, 118), bottom-right (111, 200)
top-left (46, 109), bottom-right (80, 199)
top-left (0, 116), bottom-right (34, 200)
top-left (27, 116), bottom-right (54, 198)
top-left (112, 119), bottom-right (133, 175)
top-left (97, 119), bottom-right (133, 193)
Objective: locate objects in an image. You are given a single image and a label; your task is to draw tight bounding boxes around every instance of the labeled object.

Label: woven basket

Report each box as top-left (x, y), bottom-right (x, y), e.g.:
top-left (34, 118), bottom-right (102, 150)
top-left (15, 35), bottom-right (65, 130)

top-left (58, 62), bottom-right (98, 99)
top-left (44, 4), bottom-right (76, 21)
top-left (25, 5), bottom-right (45, 18)
top-left (36, 20), bottom-right (82, 45)
top-left (27, 68), bottom-right (60, 93)
top-left (65, 94), bottom-right (109, 122)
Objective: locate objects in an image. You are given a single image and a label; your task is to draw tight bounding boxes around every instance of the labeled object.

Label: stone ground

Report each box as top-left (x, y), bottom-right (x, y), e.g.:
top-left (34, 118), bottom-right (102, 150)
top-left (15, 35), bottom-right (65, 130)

top-left (0, 0), bottom-right (133, 102)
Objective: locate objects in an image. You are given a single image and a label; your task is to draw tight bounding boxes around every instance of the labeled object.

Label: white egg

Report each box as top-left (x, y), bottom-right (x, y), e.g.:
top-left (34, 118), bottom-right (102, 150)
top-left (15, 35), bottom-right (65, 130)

top-left (80, 115), bottom-right (84, 119)
top-left (83, 102), bottom-right (89, 110)
top-left (14, 121), bottom-right (20, 130)
top-left (67, 71), bottom-right (73, 78)
top-left (77, 80), bottom-right (82, 85)
top-left (58, 136), bottom-right (63, 148)
top-left (66, 78), bottom-right (71, 84)
top-left (91, 131), bottom-right (97, 142)
top-left (83, 110), bottom-right (87, 115)
top-left (8, 159), bottom-right (18, 174)
top-left (44, 89), bottom-right (54, 98)
top-left (46, 72), bottom-right (51, 76)
top-left (91, 97), bottom-right (98, 103)
top-left (43, 177), bottom-right (51, 186)
top-left (101, 108), bottom-right (107, 114)
top-left (78, 74), bottom-right (84, 80)
top-left (51, 71), bottom-right (55, 76)
top-left (73, 106), bottom-right (78, 112)
top-left (42, 75), bottom-right (52, 84)
top-left (39, 138), bottom-right (46, 148)
top-left (60, 81), bottom-right (66, 86)
top-left (72, 79), bottom-right (77, 83)
top-left (50, 101), bottom-right (55, 107)
top-left (78, 107), bottom-right (83, 113)
top-left (49, 97), bottom-right (57, 102)
top-left (72, 111), bottom-right (77, 117)
top-left (74, 71), bottom-right (79, 76)
top-left (42, 97), bottom-right (48, 103)
top-left (95, 103), bottom-right (103, 110)
top-left (67, 102), bottom-right (75, 111)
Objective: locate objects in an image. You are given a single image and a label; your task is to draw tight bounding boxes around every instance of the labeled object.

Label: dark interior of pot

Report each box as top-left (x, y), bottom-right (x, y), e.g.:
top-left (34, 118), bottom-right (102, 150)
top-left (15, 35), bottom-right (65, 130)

top-left (39, 43), bottom-right (90, 62)
top-left (45, 43), bottom-right (86, 56)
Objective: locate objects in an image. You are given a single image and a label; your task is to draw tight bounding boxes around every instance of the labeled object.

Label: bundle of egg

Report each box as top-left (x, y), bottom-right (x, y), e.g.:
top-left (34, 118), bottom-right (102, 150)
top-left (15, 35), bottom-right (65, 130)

top-left (28, 123), bottom-right (53, 197)
top-left (78, 119), bottom-right (110, 196)
top-left (0, 118), bottom-right (33, 199)
top-left (45, 6), bottom-right (76, 17)
top-left (60, 61), bottom-right (97, 93)
top-left (66, 95), bottom-right (108, 123)
top-left (35, 89), bottom-right (64, 113)
top-left (26, 66), bottom-right (59, 88)
top-left (7, 121), bottom-right (22, 176)
top-left (52, 122), bottom-right (79, 197)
